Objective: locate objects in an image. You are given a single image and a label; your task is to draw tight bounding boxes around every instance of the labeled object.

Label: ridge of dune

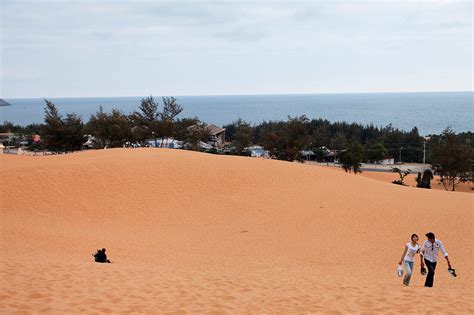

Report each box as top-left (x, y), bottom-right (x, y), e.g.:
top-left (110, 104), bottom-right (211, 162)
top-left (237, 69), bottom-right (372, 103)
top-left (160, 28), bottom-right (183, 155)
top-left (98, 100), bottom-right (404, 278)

top-left (1, 149), bottom-right (473, 313)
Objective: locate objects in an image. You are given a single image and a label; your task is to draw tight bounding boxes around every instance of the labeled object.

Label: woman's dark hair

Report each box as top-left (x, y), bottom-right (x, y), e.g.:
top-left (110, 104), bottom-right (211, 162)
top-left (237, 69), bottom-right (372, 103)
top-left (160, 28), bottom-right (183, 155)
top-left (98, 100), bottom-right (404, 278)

top-left (426, 232), bottom-right (435, 239)
top-left (411, 234), bottom-right (419, 241)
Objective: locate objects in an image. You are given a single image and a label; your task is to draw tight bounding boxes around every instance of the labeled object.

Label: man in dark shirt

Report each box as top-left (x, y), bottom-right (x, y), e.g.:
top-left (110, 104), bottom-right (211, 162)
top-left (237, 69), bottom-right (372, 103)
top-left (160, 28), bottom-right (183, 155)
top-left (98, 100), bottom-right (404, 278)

top-left (93, 248), bottom-right (111, 263)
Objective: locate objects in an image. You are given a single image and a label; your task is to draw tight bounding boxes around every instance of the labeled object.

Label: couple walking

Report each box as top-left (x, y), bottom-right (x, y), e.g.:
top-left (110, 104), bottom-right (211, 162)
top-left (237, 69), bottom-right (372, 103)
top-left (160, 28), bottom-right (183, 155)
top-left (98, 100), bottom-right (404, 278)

top-left (398, 232), bottom-right (454, 287)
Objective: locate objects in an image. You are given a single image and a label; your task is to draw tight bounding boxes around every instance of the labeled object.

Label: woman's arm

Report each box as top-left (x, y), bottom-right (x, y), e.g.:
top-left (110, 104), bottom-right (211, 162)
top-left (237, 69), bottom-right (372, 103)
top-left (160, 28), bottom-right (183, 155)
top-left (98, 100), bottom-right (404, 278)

top-left (399, 245), bottom-right (408, 265)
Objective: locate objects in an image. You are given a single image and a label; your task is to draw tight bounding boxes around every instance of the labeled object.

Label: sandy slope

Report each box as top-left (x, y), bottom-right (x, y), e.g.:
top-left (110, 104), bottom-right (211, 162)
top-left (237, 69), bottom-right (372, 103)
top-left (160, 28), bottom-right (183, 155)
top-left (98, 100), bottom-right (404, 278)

top-left (1, 149), bottom-right (473, 314)
top-left (359, 171), bottom-right (473, 193)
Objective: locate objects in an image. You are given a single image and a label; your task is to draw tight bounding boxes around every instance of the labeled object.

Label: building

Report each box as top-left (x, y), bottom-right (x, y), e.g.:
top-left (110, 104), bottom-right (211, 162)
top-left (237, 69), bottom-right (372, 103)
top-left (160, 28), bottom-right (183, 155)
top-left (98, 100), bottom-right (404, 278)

top-left (0, 132), bottom-right (14, 143)
top-left (148, 138), bottom-right (182, 149)
top-left (245, 145), bottom-right (267, 157)
top-left (378, 158), bottom-right (395, 165)
top-left (300, 150), bottom-right (316, 161)
top-left (207, 124), bottom-right (226, 147)
top-left (82, 135), bottom-right (99, 149)
top-left (188, 124), bottom-right (226, 148)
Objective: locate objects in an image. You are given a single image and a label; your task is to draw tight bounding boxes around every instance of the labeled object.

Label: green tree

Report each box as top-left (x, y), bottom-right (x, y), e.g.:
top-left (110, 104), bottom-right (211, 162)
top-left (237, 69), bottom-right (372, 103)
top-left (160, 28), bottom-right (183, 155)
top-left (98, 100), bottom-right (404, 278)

top-left (415, 172), bottom-right (422, 187)
top-left (311, 124), bottom-right (331, 148)
top-left (159, 96), bottom-right (183, 147)
top-left (63, 113), bottom-right (86, 151)
top-left (431, 127), bottom-right (473, 191)
top-left (43, 99), bottom-right (65, 151)
top-left (43, 99), bottom-right (85, 152)
top-left (86, 106), bottom-right (110, 148)
top-left (174, 117), bottom-right (200, 141)
top-left (403, 127), bottom-right (423, 162)
top-left (232, 118), bottom-right (252, 155)
top-left (108, 109), bottom-right (131, 147)
top-left (263, 116), bottom-right (310, 161)
top-left (86, 107), bottom-right (131, 148)
top-left (339, 142), bottom-right (364, 174)
top-left (391, 167), bottom-right (411, 186)
top-left (366, 141), bottom-right (387, 163)
top-left (186, 122), bottom-right (211, 151)
top-left (329, 132), bottom-right (348, 151)
top-left (418, 169), bottom-right (434, 189)
top-left (129, 96), bottom-right (160, 143)
top-left (382, 124), bottom-right (405, 163)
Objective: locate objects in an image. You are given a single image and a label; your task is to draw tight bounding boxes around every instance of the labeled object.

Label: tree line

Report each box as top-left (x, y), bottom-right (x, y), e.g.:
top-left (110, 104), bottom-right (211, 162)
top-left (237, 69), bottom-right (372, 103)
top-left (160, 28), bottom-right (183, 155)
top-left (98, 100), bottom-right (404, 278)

top-left (1, 97), bottom-right (472, 190)
top-left (1, 97), bottom-right (210, 151)
top-left (224, 116), bottom-right (472, 161)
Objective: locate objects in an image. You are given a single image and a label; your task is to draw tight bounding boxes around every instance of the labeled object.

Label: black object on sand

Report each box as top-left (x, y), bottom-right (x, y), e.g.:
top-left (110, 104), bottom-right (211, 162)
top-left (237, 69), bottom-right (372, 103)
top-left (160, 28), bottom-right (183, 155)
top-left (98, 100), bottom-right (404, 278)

top-left (448, 268), bottom-right (457, 277)
top-left (93, 248), bottom-right (112, 263)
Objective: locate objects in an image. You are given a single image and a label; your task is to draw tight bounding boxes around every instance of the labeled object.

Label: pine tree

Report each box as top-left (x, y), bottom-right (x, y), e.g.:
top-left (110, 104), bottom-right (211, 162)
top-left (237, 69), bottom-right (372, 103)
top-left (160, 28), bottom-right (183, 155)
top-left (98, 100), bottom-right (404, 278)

top-left (431, 127), bottom-right (472, 191)
top-left (43, 99), bottom-right (65, 151)
top-left (232, 118), bottom-right (252, 155)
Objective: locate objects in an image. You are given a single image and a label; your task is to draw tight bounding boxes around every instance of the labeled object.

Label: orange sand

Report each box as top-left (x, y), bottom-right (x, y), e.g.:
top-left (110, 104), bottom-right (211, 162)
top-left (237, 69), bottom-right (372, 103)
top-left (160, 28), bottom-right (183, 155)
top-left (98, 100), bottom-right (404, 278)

top-left (1, 149), bottom-right (473, 313)
top-left (360, 171), bottom-right (474, 193)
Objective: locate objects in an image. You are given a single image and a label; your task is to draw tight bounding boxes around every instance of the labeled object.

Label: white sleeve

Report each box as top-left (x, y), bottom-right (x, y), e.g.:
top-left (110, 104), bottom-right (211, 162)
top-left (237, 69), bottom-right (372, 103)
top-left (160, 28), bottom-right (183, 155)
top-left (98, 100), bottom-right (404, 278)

top-left (420, 242), bottom-right (426, 256)
top-left (438, 240), bottom-right (448, 257)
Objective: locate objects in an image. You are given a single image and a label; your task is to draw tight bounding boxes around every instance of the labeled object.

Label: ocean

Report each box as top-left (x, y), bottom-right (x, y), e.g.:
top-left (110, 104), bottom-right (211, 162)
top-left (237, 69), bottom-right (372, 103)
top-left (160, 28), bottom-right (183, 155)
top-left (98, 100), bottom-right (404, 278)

top-left (1, 91), bottom-right (472, 135)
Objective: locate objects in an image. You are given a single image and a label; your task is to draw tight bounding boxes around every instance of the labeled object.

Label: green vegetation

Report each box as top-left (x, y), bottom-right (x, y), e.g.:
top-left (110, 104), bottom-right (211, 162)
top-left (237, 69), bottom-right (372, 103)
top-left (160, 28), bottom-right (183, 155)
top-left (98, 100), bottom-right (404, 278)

top-left (86, 107), bottom-right (131, 148)
top-left (339, 142), bottom-right (364, 174)
top-left (1, 99), bottom-right (473, 188)
top-left (256, 115), bottom-right (310, 161)
top-left (232, 118), bottom-right (252, 155)
top-left (430, 128), bottom-right (473, 191)
top-left (415, 169), bottom-right (434, 189)
top-left (43, 100), bottom-right (85, 152)
top-left (391, 167), bottom-right (411, 186)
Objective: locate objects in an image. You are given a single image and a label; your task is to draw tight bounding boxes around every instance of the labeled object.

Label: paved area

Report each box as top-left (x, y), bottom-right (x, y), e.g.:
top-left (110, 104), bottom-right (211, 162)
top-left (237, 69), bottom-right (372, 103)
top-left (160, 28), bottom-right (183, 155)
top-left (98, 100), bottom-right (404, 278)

top-left (308, 162), bottom-right (431, 174)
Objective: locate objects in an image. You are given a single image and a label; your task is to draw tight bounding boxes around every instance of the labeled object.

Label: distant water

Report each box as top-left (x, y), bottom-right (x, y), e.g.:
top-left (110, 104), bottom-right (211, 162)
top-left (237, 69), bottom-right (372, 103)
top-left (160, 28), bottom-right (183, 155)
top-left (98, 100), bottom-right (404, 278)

top-left (1, 92), bottom-right (472, 135)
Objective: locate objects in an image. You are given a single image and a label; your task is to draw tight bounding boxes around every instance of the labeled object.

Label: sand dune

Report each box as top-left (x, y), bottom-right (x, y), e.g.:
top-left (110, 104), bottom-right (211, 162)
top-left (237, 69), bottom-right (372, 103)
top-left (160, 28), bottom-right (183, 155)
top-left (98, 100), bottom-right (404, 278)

top-left (1, 149), bottom-right (473, 313)
top-left (360, 171), bottom-right (473, 193)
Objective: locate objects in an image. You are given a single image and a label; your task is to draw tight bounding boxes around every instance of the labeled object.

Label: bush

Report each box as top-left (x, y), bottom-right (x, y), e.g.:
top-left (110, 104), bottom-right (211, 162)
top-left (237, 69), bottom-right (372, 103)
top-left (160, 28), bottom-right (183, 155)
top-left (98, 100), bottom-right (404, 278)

top-left (391, 167), bottom-right (411, 186)
top-left (416, 169), bottom-right (433, 189)
top-left (339, 142), bottom-right (364, 174)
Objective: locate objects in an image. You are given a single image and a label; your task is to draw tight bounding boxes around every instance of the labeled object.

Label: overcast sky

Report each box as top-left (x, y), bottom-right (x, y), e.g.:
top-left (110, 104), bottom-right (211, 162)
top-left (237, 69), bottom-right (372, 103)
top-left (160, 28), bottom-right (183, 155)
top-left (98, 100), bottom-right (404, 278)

top-left (1, 0), bottom-right (472, 98)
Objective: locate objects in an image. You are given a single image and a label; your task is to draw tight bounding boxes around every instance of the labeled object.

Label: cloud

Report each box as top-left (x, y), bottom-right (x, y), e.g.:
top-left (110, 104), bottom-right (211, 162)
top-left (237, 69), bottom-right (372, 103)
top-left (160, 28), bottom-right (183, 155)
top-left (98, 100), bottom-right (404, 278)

top-left (1, 0), bottom-right (472, 97)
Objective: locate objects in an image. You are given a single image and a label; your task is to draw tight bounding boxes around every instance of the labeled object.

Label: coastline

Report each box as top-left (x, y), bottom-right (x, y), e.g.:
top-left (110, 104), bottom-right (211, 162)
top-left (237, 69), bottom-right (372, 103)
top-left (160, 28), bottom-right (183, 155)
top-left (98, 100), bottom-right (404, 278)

top-left (1, 91), bottom-right (472, 134)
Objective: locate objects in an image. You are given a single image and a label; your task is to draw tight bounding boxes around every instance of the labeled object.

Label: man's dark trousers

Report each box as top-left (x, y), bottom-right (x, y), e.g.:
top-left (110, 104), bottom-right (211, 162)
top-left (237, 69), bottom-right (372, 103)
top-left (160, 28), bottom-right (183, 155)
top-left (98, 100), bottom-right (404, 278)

top-left (424, 258), bottom-right (437, 287)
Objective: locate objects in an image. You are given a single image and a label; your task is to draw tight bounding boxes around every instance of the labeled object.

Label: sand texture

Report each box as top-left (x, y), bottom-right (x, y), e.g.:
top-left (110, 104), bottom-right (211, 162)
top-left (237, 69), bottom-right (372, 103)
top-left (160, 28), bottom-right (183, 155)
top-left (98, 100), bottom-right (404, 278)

top-left (360, 171), bottom-right (473, 193)
top-left (1, 149), bottom-right (473, 314)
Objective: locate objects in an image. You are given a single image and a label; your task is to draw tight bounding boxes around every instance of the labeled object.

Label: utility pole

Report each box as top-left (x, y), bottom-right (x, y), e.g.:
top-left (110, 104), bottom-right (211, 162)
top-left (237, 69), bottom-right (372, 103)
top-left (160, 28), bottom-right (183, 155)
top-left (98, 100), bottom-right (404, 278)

top-left (423, 141), bottom-right (426, 171)
top-left (399, 147), bottom-right (403, 165)
top-left (423, 136), bottom-right (431, 171)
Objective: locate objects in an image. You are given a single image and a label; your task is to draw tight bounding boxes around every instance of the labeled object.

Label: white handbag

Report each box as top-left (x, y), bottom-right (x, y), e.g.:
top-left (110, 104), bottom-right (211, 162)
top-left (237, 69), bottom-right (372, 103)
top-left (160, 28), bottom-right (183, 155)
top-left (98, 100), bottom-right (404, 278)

top-left (397, 264), bottom-right (403, 277)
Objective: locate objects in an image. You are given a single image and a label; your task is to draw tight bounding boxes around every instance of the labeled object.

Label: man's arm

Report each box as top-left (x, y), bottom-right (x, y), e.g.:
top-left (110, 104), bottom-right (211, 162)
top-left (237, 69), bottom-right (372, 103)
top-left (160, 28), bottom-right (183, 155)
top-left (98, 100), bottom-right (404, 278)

top-left (445, 256), bottom-right (451, 268)
top-left (439, 240), bottom-right (451, 267)
top-left (418, 244), bottom-right (425, 266)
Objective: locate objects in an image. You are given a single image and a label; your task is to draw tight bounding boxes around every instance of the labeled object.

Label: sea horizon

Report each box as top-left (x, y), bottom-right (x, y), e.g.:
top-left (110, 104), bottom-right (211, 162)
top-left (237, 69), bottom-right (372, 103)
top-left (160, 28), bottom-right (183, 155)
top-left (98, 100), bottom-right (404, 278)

top-left (3, 89), bottom-right (473, 100)
top-left (2, 91), bottom-right (473, 135)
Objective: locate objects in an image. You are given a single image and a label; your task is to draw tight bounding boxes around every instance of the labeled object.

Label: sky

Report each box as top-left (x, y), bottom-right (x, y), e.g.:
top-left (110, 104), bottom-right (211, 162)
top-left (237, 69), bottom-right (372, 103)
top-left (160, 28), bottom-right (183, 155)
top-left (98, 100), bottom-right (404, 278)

top-left (1, 0), bottom-right (472, 98)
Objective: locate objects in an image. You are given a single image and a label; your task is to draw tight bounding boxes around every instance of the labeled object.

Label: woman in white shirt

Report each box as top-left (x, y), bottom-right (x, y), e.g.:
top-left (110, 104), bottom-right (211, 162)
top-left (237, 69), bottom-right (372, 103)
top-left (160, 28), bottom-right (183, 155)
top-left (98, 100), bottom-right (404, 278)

top-left (398, 234), bottom-right (425, 286)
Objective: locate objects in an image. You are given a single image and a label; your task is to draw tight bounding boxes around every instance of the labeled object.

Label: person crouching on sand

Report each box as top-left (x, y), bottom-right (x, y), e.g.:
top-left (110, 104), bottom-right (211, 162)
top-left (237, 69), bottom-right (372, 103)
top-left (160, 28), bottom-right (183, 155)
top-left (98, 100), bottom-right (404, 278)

top-left (398, 234), bottom-right (424, 286)
top-left (421, 232), bottom-right (452, 287)
top-left (93, 248), bottom-right (112, 263)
